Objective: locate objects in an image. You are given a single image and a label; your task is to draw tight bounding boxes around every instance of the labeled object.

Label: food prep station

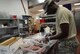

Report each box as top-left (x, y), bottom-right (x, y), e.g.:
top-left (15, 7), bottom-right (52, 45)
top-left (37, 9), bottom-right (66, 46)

top-left (20, 33), bottom-right (58, 54)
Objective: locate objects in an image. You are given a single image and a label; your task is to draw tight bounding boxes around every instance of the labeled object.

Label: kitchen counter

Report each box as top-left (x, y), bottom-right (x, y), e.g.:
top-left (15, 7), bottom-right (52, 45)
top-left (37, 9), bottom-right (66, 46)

top-left (42, 40), bottom-right (58, 54)
top-left (45, 40), bottom-right (58, 54)
top-left (21, 33), bottom-right (58, 54)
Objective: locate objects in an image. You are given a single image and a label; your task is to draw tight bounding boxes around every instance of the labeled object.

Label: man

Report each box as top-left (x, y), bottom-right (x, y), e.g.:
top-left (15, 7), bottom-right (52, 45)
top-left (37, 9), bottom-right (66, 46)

top-left (43, 0), bottom-right (78, 54)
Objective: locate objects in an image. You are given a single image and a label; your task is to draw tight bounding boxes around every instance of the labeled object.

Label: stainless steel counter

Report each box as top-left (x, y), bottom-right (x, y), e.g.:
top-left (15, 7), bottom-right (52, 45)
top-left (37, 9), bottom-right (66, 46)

top-left (22, 33), bottom-right (58, 54)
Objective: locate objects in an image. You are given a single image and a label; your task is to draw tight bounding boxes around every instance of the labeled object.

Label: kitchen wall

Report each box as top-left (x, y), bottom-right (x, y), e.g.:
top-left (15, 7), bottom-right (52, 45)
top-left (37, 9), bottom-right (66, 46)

top-left (75, 9), bottom-right (80, 35)
top-left (0, 0), bottom-right (29, 35)
top-left (0, 0), bottom-right (29, 15)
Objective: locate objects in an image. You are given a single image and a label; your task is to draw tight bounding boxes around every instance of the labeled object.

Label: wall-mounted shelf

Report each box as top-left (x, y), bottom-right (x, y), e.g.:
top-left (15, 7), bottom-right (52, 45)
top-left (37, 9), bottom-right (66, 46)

top-left (40, 14), bottom-right (56, 18)
top-left (19, 27), bottom-right (27, 29)
top-left (43, 22), bottom-right (56, 24)
top-left (0, 15), bottom-right (32, 42)
top-left (0, 18), bottom-right (18, 43)
top-left (0, 26), bottom-right (18, 29)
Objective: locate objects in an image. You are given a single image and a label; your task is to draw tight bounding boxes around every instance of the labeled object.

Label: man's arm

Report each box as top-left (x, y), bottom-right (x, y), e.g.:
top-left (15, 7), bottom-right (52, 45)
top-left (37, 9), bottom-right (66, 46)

top-left (52, 31), bottom-right (56, 35)
top-left (50, 23), bottom-right (69, 40)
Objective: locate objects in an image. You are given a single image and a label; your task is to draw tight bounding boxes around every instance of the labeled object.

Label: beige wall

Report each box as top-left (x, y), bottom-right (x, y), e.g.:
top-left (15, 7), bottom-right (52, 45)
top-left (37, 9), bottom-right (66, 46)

top-left (0, 0), bottom-right (29, 15)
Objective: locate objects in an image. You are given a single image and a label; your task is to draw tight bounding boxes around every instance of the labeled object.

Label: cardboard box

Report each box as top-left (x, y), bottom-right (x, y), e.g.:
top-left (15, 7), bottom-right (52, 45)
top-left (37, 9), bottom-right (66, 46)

top-left (14, 49), bottom-right (23, 54)
top-left (0, 38), bottom-right (23, 54)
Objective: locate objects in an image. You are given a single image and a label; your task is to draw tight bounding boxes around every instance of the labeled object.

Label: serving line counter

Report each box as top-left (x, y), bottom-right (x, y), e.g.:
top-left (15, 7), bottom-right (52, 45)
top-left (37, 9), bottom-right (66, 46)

top-left (21, 33), bottom-right (58, 54)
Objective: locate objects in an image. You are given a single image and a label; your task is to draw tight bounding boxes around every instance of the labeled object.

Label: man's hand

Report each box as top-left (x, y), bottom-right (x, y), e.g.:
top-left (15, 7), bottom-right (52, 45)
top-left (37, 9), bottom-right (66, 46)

top-left (42, 37), bottom-right (49, 44)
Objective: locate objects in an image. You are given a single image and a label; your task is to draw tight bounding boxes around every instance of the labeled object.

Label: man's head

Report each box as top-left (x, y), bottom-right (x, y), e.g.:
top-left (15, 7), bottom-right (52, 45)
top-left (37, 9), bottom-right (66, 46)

top-left (43, 0), bottom-right (59, 14)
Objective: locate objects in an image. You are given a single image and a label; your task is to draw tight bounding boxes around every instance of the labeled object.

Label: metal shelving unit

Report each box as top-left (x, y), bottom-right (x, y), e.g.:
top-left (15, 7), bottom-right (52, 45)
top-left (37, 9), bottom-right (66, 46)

top-left (17, 15), bottom-right (32, 38)
top-left (41, 14), bottom-right (56, 32)
top-left (0, 18), bottom-right (19, 43)
top-left (0, 26), bottom-right (18, 29)
top-left (0, 15), bottom-right (32, 42)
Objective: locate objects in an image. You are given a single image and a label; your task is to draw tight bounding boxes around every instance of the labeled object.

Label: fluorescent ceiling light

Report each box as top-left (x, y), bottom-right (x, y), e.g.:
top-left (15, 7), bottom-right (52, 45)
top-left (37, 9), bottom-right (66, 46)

top-left (38, 9), bottom-right (44, 12)
top-left (59, 5), bottom-right (63, 6)
top-left (75, 8), bottom-right (80, 10)
top-left (74, 3), bottom-right (80, 5)
top-left (38, 0), bottom-right (45, 3)
top-left (36, 15), bottom-right (42, 19)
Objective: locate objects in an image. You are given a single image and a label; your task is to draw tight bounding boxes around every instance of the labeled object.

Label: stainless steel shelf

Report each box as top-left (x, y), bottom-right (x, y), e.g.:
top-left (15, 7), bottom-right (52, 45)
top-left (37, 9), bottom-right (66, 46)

top-left (43, 22), bottom-right (56, 24)
top-left (19, 27), bottom-right (27, 28)
top-left (40, 14), bottom-right (56, 18)
top-left (0, 26), bottom-right (18, 29)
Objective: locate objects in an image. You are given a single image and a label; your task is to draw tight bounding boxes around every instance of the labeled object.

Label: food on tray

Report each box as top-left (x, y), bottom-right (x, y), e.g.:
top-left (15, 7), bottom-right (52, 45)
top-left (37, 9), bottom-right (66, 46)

top-left (23, 39), bottom-right (43, 47)
top-left (20, 43), bottom-right (30, 50)
top-left (30, 46), bottom-right (41, 51)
